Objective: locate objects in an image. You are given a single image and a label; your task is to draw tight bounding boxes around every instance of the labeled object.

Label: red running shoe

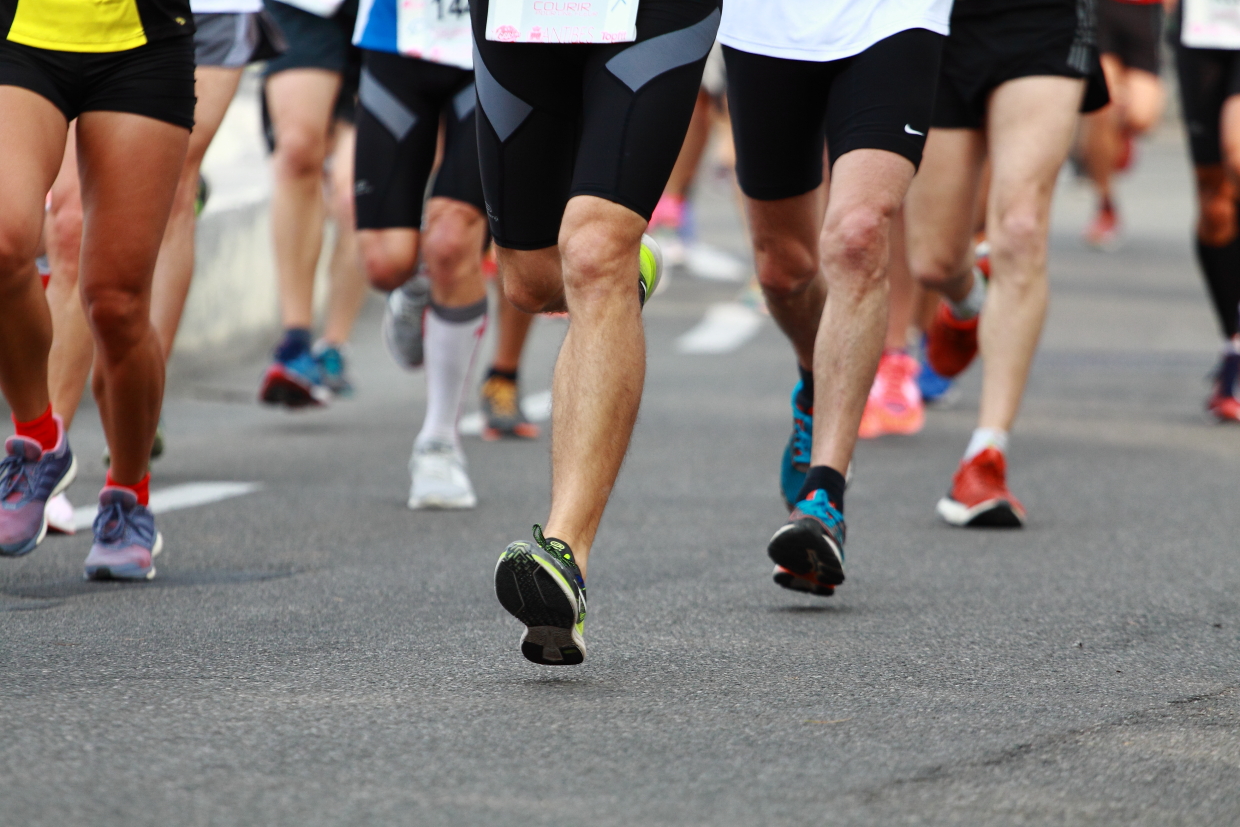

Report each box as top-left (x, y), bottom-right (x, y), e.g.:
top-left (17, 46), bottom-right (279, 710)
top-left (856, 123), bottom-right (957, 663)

top-left (925, 301), bottom-right (980, 378)
top-left (936, 447), bottom-right (1026, 528)
top-left (1084, 202), bottom-right (1120, 251)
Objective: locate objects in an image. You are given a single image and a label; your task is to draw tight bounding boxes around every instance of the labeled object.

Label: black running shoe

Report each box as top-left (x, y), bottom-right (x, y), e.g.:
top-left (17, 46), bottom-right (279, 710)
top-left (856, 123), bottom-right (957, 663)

top-left (494, 525), bottom-right (587, 665)
top-left (768, 489), bottom-right (846, 597)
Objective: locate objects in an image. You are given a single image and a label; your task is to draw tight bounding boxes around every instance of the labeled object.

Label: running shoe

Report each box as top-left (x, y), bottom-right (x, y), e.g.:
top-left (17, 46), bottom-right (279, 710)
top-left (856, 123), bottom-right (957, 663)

top-left (779, 380), bottom-right (813, 511)
top-left (407, 440), bottom-right (476, 509)
top-left (259, 350), bottom-right (331, 408)
top-left (859, 350), bottom-right (925, 439)
top-left (46, 492), bottom-right (76, 535)
top-left (494, 524), bottom-right (587, 665)
top-left (1084, 202), bottom-right (1120, 251)
top-left (925, 300), bottom-right (980, 378)
top-left (102, 417), bottom-right (165, 467)
top-left (382, 274), bottom-right (431, 370)
top-left (638, 233), bottom-right (664, 307)
top-left (648, 194), bottom-right (684, 233)
top-left (1207, 351), bottom-right (1240, 422)
top-left (83, 487), bottom-right (162, 581)
top-left (768, 489), bottom-right (846, 597)
top-left (194, 174), bottom-right (210, 216)
top-left (917, 334), bottom-right (956, 405)
top-left (936, 447), bottom-right (1026, 528)
top-left (0, 423), bottom-right (76, 557)
top-left (314, 342), bottom-right (355, 398)
top-left (480, 375), bottom-right (540, 440)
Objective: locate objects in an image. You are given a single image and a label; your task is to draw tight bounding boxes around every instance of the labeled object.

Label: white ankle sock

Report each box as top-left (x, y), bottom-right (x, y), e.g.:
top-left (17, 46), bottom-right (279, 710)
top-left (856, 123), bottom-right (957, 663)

top-left (949, 271), bottom-right (987, 320)
top-left (416, 298), bottom-right (487, 448)
top-left (963, 427), bottom-right (1008, 461)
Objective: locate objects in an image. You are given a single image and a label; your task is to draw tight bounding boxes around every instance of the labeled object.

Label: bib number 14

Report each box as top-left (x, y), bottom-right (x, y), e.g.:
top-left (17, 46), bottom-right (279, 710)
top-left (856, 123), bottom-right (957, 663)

top-left (485, 0), bottom-right (639, 44)
top-left (398, 0), bottom-right (474, 69)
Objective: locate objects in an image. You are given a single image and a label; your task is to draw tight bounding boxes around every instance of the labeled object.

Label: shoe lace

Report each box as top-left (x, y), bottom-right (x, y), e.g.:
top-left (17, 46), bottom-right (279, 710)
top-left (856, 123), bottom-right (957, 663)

top-left (0, 453), bottom-right (32, 504)
top-left (532, 524), bottom-right (584, 588)
top-left (93, 500), bottom-right (154, 546)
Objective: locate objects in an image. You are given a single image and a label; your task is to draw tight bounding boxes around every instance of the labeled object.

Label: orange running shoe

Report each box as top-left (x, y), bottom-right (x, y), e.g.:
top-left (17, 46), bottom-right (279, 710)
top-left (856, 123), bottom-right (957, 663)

top-left (936, 447), bottom-right (1026, 528)
top-left (925, 301), bottom-right (980, 378)
top-left (858, 351), bottom-right (925, 439)
top-left (1084, 202), bottom-right (1120, 251)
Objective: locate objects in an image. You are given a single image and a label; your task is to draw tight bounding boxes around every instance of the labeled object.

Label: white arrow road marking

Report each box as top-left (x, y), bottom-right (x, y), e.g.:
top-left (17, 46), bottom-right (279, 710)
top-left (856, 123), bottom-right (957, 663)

top-left (459, 389), bottom-right (552, 437)
top-left (72, 481), bottom-right (261, 531)
top-left (676, 301), bottom-right (764, 354)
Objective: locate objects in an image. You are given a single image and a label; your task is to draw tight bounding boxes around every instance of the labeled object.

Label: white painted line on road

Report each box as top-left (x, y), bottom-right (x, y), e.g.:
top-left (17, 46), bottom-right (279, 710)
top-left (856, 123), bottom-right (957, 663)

top-left (458, 390), bottom-right (553, 436)
top-left (72, 481), bottom-right (261, 531)
top-left (676, 301), bottom-right (764, 354)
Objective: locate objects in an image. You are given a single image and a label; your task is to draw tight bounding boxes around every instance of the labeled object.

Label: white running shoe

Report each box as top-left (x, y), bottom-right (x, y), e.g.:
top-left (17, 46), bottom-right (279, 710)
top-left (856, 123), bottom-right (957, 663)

top-left (383, 274), bottom-right (431, 370)
top-left (46, 492), bottom-right (76, 535)
top-left (407, 440), bottom-right (476, 510)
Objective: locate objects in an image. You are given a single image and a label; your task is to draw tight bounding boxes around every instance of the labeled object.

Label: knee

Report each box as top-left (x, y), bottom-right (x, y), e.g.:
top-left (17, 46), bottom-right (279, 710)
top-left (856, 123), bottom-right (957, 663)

top-left (501, 276), bottom-right (544, 314)
top-left (753, 235), bottom-right (818, 299)
top-left (422, 219), bottom-right (478, 280)
top-left (558, 225), bottom-right (630, 298)
top-left (0, 224), bottom-right (40, 284)
top-left (989, 205), bottom-right (1047, 274)
top-left (1200, 195), bottom-right (1236, 246)
top-left (822, 207), bottom-right (890, 288)
top-left (273, 127), bottom-right (327, 178)
top-left (83, 283), bottom-right (148, 347)
top-left (909, 251), bottom-right (963, 293)
top-left (358, 234), bottom-right (416, 292)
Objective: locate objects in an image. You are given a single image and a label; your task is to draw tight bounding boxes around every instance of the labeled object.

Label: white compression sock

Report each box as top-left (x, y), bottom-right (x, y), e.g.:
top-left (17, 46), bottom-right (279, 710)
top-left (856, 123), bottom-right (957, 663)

top-left (963, 427), bottom-right (1008, 461)
top-left (949, 269), bottom-right (987, 320)
top-left (416, 297), bottom-right (487, 448)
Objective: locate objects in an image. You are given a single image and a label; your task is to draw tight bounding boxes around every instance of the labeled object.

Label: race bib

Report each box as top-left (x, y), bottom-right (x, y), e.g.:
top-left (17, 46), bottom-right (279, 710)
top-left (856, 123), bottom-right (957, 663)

top-left (398, 0), bottom-right (474, 69)
top-left (1183, 0), bottom-right (1240, 50)
top-left (484, 0), bottom-right (639, 44)
top-left (279, 0), bottom-right (346, 18)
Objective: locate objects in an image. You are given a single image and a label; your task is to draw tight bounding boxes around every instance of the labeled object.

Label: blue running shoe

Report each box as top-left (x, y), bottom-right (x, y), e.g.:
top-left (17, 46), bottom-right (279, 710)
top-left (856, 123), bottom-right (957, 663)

top-left (917, 334), bottom-right (956, 406)
top-left (767, 489), bottom-right (845, 597)
top-left (494, 525), bottom-right (587, 665)
top-left (83, 488), bottom-right (162, 581)
top-left (0, 419), bottom-right (77, 557)
top-left (779, 381), bottom-right (813, 510)
top-left (259, 350), bottom-right (330, 408)
top-left (313, 342), bottom-right (354, 398)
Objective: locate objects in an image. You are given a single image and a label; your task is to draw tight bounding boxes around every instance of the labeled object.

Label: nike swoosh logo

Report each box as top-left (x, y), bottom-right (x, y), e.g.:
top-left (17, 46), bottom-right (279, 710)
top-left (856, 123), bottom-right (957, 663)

top-left (904, 124), bottom-right (925, 136)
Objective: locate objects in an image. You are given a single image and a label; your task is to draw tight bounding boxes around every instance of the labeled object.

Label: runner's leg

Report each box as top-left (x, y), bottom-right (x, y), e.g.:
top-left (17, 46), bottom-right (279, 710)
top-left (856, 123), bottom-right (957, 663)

top-left (321, 121), bottom-right (367, 347)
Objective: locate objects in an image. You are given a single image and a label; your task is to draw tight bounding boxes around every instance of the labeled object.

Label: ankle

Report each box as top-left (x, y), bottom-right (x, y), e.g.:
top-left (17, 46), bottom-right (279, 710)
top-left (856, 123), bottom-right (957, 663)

top-left (12, 406), bottom-right (59, 452)
top-left (105, 471), bottom-right (150, 506)
top-left (964, 428), bottom-right (1008, 461)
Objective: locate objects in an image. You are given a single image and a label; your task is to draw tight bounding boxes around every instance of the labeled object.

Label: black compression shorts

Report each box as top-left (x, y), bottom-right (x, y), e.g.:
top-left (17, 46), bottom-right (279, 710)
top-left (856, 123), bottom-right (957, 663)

top-left (934, 1), bottom-right (1109, 130)
top-left (354, 50), bottom-right (484, 230)
top-left (1175, 12), bottom-right (1240, 167)
top-left (724, 28), bottom-right (943, 202)
top-left (471, 0), bottom-right (720, 250)
top-left (1097, 0), bottom-right (1163, 75)
top-left (0, 34), bottom-right (195, 128)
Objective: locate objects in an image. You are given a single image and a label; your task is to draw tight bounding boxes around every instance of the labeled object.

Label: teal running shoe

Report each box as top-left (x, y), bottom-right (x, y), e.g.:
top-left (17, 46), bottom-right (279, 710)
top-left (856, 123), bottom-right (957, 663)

top-left (768, 489), bottom-right (845, 597)
top-left (314, 343), bottom-right (355, 398)
top-left (779, 380), bottom-right (812, 510)
top-left (495, 525), bottom-right (587, 665)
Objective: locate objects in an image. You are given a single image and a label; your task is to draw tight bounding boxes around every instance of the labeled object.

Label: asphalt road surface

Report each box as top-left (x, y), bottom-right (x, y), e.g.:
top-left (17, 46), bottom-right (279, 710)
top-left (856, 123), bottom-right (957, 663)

top-left (2, 128), bottom-right (1238, 826)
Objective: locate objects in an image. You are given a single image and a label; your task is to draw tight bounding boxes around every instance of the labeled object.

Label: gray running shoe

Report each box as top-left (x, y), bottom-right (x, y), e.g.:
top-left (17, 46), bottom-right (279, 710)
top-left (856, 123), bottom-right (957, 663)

top-left (383, 274), bottom-right (431, 370)
top-left (83, 487), bottom-right (162, 581)
top-left (0, 425), bottom-right (77, 557)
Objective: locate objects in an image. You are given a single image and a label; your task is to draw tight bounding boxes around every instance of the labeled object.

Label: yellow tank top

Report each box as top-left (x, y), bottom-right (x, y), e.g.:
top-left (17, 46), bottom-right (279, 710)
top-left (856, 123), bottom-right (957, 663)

top-left (5, 0), bottom-right (192, 52)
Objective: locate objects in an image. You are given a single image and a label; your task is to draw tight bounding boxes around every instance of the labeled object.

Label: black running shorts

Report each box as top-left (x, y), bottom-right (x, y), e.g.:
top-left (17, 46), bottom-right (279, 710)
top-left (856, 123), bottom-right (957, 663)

top-left (262, 0), bottom-right (358, 76)
top-left (471, 0), bottom-right (720, 250)
top-left (0, 35), bottom-right (195, 128)
top-left (354, 50), bottom-right (484, 230)
top-left (934, 1), bottom-right (1109, 130)
top-left (724, 28), bottom-right (943, 202)
top-left (1097, 0), bottom-right (1163, 75)
top-left (1174, 13), bottom-right (1240, 167)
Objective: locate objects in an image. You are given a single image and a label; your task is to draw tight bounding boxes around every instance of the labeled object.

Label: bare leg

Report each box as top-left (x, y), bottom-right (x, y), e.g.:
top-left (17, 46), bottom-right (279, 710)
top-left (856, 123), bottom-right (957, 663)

top-left (77, 111), bottom-right (189, 484)
top-left (664, 90), bottom-right (712, 199)
top-left (45, 125), bottom-right (95, 428)
top-left (0, 88), bottom-right (66, 422)
top-left (977, 76), bottom-right (1084, 432)
top-left (150, 66), bottom-right (243, 358)
top-left (884, 208), bottom-right (913, 351)
top-left (490, 285), bottom-right (536, 373)
top-left (265, 69), bottom-right (341, 330)
top-left (809, 150), bottom-right (915, 472)
top-left (322, 122), bottom-right (368, 346)
top-left (422, 197), bottom-right (488, 307)
top-left (499, 196), bottom-right (647, 574)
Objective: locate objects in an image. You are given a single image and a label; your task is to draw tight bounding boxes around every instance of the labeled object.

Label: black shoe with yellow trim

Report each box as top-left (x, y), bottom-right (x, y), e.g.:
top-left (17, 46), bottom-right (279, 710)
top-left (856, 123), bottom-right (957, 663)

top-left (494, 525), bottom-right (587, 665)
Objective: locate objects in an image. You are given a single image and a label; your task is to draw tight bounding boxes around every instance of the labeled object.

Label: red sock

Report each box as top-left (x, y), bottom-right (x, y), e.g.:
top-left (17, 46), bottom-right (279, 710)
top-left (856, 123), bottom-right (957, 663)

top-left (13, 406), bottom-right (59, 452)
top-left (105, 471), bottom-right (150, 506)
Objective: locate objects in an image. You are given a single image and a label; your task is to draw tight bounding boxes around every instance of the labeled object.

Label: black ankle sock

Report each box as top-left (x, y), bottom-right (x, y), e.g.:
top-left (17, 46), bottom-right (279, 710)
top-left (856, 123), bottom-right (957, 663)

top-left (487, 367), bottom-right (519, 382)
top-left (275, 328), bottom-right (312, 361)
top-left (1195, 236), bottom-right (1240, 338)
top-left (797, 465), bottom-right (846, 513)
top-left (796, 363), bottom-right (814, 410)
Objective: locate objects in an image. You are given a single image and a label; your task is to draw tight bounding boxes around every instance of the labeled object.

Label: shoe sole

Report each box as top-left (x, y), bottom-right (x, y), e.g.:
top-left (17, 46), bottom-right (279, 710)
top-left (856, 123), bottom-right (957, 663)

top-left (84, 532), bottom-right (163, 582)
top-left (481, 423), bottom-right (541, 441)
top-left (0, 453), bottom-right (78, 557)
top-left (767, 519), bottom-right (845, 590)
top-left (407, 494), bottom-right (476, 510)
top-left (259, 372), bottom-right (329, 408)
top-left (936, 496), bottom-right (1025, 528)
top-left (494, 546), bottom-right (584, 665)
top-left (772, 565), bottom-right (835, 597)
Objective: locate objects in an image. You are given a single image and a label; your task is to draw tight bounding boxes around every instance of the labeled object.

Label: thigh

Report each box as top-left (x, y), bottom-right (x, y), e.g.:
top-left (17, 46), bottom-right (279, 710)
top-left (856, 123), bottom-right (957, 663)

top-left (266, 68), bottom-right (342, 148)
top-left (0, 85), bottom-right (68, 258)
top-left (1177, 44), bottom-right (1230, 167)
top-left (76, 111), bottom-right (189, 298)
top-left (724, 45), bottom-right (830, 201)
top-left (354, 52), bottom-right (446, 229)
top-left (187, 66), bottom-right (244, 164)
top-left (905, 127), bottom-right (987, 275)
top-left (825, 27), bottom-right (942, 171)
